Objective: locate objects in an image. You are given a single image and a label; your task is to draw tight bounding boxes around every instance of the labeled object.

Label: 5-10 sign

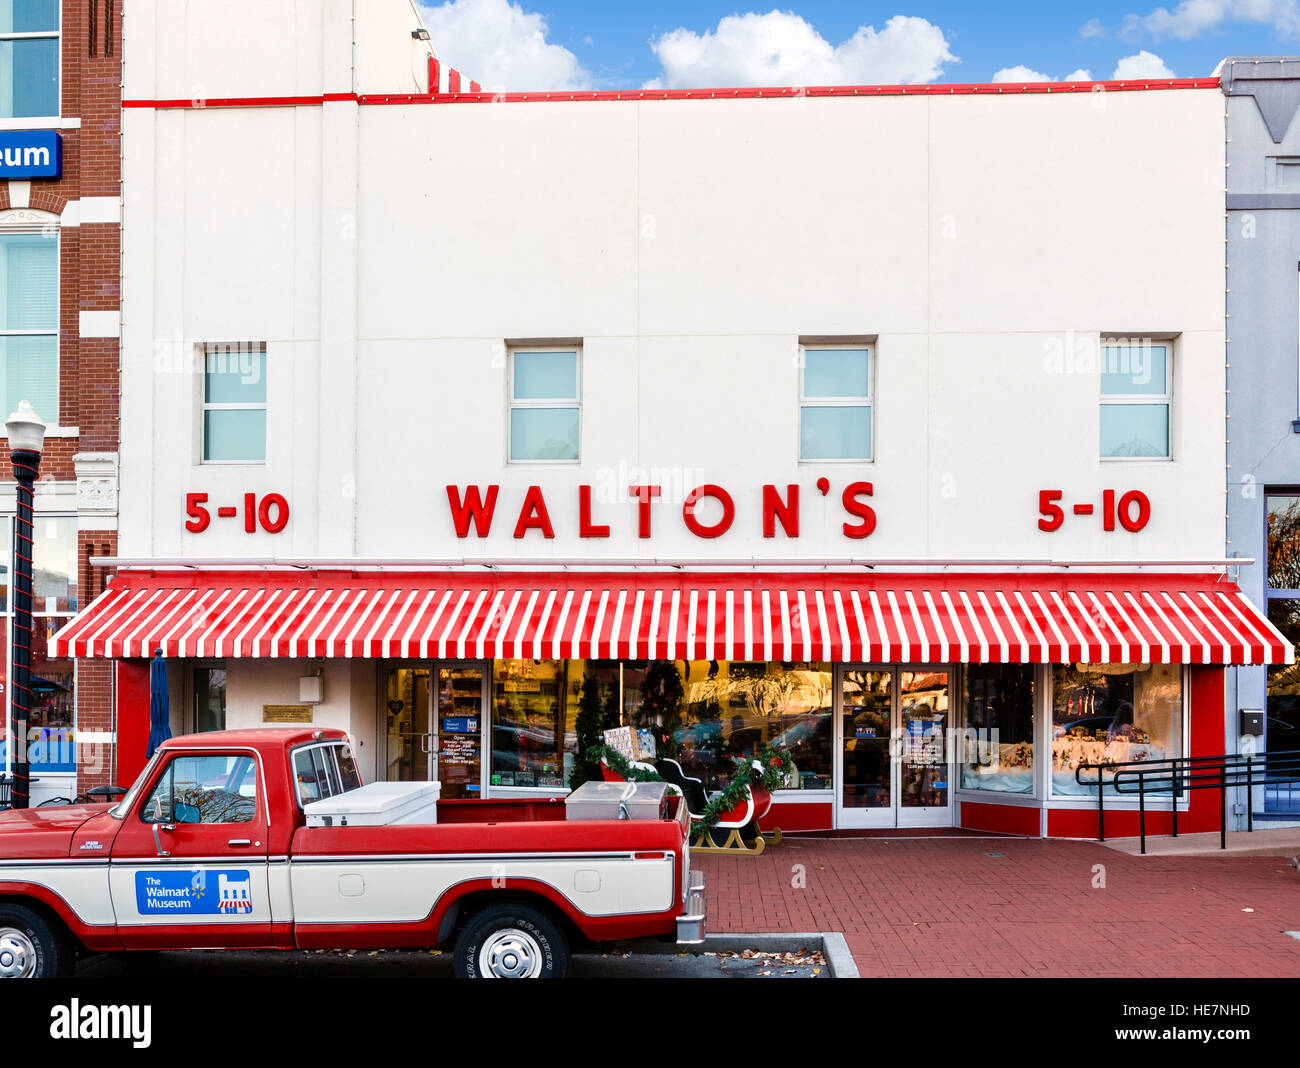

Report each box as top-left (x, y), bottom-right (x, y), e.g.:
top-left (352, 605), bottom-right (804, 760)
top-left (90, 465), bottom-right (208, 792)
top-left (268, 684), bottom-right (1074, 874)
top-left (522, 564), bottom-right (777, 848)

top-left (1037, 489), bottom-right (1150, 533)
top-left (186, 492), bottom-right (290, 534)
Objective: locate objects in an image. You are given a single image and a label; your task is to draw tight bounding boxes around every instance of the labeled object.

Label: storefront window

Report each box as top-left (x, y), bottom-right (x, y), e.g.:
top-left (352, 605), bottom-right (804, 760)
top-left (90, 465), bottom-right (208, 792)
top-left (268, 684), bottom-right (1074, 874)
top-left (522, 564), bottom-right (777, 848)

top-left (1051, 663), bottom-right (1182, 795)
top-left (961, 664), bottom-right (1035, 794)
top-left (27, 616), bottom-right (73, 771)
top-left (33, 514), bottom-right (75, 613)
top-left (1265, 600), bottom-right (1300, 756)
top-left (13, 516), bottom-right (77, 775)
top-left (670, 661), bottom-right (832, 792)
top-left (491, 660), bottom-right (571, 788)
top-left (1264, 493), bottom-right (1300, 756)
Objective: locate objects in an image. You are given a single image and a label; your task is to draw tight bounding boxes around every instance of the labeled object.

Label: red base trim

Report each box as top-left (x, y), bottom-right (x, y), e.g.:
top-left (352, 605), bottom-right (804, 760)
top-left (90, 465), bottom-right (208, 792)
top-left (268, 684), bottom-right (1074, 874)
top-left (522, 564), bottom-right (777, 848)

top-left (959, 800), bottom-right (1041, 837)
top-left (760, 799), bottom-right (833, 832)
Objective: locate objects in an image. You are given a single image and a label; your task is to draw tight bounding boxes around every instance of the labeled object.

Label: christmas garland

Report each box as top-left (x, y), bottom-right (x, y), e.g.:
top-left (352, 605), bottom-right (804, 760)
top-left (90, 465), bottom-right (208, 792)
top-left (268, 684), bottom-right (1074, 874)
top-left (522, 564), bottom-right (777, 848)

top-left (586, 742), bottom-right (792, 841)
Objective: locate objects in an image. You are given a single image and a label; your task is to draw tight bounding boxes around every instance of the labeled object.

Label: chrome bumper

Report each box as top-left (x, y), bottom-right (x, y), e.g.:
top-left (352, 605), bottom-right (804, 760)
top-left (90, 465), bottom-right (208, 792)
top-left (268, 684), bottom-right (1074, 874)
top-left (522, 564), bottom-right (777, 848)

top-left (676, 870), bottom-right (706, 944)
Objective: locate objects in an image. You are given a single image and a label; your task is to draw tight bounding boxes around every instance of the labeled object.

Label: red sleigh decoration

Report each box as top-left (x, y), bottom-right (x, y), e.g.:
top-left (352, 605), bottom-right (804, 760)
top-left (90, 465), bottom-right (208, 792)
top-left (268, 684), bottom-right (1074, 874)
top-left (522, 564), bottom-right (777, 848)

top-left (600, 756), bottom-right (776, 855)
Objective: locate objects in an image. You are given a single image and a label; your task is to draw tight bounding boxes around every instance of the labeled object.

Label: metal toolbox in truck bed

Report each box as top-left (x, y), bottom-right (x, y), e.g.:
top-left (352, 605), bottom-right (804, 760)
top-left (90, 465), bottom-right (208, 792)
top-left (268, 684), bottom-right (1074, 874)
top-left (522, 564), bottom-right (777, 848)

top-left (564, 779), bottom-right (673, 821)
top-left (304, 780), bottom-right (441, 827)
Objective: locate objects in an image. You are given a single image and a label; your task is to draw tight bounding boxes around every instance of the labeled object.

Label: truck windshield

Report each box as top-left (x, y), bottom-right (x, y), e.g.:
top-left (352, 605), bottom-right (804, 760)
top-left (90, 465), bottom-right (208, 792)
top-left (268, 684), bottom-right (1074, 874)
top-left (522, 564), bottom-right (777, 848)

top-left (108, 751), bottom-right (162, 820)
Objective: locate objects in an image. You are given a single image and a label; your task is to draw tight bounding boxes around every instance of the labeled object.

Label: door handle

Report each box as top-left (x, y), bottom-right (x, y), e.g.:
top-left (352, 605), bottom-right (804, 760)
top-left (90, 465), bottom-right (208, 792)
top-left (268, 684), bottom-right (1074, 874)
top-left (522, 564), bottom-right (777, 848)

top-left (227, 839), bottom-right (252, 847)
top-left (151, 822), bottom-right (175, 858)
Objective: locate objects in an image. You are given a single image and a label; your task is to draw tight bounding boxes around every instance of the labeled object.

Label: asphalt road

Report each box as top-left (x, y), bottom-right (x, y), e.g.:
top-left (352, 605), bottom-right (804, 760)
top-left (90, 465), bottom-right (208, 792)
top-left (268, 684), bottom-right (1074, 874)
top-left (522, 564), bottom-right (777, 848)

top-left (74, 945), bottom-right (828, 979)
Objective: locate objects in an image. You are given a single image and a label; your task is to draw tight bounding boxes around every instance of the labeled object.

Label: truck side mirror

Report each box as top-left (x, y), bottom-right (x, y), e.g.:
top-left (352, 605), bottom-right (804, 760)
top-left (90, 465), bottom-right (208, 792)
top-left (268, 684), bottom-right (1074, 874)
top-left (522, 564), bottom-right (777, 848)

top-left (147, 792), bottom-right (174, 825)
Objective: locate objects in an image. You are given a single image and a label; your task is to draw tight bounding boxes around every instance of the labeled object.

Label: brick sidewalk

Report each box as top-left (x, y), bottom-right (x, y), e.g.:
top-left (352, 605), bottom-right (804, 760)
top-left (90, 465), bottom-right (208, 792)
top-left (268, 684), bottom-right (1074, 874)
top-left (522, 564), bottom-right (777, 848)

top-left (695, 836), bottom-right (1300, 977)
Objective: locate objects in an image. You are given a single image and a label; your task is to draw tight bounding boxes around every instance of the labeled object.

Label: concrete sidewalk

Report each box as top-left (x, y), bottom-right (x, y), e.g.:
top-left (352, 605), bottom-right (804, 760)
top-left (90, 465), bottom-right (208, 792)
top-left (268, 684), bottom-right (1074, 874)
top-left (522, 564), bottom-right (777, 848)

top-left (1098, 826), bottom-right (1300, 858)
top-left (695, 835), bottom-right (1300, 977)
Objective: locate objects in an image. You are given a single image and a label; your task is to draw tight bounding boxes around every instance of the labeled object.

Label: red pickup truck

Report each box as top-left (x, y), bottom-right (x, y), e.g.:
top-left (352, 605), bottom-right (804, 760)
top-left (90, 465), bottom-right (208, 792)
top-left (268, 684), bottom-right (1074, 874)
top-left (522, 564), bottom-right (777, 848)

top-left (0, 728), bottom-right (706, 978)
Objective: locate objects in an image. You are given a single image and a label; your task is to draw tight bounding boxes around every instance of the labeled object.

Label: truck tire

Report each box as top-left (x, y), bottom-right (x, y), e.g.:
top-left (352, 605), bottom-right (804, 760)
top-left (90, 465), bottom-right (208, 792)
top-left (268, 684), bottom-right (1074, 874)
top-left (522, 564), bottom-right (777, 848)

top-left (454, 903), bottom-right (568, 978)
top-left (0, 904), bottom-right (75, 978)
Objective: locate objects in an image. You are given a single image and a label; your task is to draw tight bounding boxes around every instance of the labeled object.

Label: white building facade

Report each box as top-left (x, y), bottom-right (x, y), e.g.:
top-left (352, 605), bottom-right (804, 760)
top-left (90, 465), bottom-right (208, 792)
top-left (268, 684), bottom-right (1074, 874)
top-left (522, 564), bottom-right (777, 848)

top-left (50, 0), bottom-right (1290, 836)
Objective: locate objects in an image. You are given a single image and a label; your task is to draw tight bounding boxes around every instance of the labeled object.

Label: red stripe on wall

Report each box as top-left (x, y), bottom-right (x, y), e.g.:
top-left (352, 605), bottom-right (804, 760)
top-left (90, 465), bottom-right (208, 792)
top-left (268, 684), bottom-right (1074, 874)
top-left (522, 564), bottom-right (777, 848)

top-left (121, 77), bottom-right (1221, 111)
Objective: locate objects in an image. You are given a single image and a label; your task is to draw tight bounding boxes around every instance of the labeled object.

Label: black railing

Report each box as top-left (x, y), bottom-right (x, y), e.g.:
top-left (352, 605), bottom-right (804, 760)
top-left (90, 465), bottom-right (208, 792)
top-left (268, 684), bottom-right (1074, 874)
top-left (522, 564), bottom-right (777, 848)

top-left (1075, 749), bottom-right (1300, 854)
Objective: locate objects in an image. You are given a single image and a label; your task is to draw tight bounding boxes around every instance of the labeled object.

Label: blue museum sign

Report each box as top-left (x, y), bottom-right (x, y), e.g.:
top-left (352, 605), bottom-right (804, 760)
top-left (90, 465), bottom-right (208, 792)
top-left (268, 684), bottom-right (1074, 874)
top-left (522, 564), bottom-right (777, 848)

top-left (0, 130), bottom-right (61, 179)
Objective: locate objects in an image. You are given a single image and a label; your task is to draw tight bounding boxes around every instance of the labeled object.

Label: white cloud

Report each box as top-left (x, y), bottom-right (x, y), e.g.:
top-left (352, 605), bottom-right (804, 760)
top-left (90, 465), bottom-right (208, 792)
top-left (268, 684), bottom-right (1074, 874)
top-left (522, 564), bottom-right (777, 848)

top-left (1112, 49), bottom-right (1176, 77)
top-left (992, 64), bottom-right (1051, 82)
top-left (1118, 0), bottom-right (1300, 40)
top-left (992, 65), bottom-right (1094, 82)
top-left (418, 0), bottom-right (590, 91)
top-left (1079, 17), bottom-right (1108, 38)
top-left (645, 11), bottom-right (958, 89)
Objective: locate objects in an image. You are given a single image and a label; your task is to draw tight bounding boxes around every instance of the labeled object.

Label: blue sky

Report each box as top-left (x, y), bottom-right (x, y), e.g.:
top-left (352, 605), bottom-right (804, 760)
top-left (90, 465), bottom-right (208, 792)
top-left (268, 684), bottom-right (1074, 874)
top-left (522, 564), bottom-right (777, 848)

top-left (416, 0), bottom-right (1300, 91)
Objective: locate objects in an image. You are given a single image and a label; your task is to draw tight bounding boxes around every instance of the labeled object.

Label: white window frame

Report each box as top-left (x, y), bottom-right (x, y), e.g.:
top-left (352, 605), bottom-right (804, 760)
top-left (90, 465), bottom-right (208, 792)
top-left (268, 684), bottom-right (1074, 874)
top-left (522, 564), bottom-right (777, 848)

top-left (798, 343), bottom-right (873, 463)
top-left (0, 4), bottom-right (61, 123)
top-left (200, 342), bottom-right (267, 465)
top-left (0, 223), bottom-right (59, 432)
top-left (507, 345), bottom-right (582, 465)
top-left (1099, 339), bottom-right (1172, 462)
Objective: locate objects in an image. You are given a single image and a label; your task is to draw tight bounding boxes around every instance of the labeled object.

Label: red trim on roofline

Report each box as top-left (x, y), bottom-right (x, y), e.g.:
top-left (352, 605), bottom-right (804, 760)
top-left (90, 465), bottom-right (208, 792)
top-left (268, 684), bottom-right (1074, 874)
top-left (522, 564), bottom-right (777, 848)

top-left (121, 76), bottom-right (1221, 111)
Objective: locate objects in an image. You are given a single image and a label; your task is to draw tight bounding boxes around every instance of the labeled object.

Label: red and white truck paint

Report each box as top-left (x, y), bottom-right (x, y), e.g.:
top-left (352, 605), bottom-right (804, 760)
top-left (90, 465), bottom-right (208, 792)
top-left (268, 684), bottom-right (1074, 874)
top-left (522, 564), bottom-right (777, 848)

top-left (0, 728), bottom-right (706, 978)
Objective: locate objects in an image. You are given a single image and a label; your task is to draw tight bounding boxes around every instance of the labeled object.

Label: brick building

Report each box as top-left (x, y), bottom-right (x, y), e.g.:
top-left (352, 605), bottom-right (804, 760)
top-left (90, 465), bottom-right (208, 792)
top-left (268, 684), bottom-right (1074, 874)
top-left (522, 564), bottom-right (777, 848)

top-left (0, 0), bottom-right (121, 801)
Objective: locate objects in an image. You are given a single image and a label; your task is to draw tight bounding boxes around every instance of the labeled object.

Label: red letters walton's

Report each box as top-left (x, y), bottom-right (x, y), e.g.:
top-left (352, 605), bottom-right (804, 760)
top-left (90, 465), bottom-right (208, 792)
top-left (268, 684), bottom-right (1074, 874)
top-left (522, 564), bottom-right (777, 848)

top-left (444, 482), bottom-right (876, 540)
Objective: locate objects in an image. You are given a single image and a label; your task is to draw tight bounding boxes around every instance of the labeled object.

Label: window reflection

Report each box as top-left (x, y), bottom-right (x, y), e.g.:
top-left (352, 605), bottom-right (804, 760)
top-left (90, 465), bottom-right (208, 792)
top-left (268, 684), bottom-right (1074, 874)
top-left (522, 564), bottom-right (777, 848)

top-left (1051, 663), bottom-right (1182, 795)
top-left (672, 661), bottom-right (833, 792)
top-left (961, 664), bottom-right (1035, 794)
top-left (491, 660), bottom-right (570, 788)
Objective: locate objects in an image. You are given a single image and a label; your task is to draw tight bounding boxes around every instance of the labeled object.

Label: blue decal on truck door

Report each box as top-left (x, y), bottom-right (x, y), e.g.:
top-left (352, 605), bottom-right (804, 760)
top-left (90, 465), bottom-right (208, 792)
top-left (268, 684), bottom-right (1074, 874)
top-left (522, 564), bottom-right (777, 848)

top-left (135, 870), bottom-right (254, 915)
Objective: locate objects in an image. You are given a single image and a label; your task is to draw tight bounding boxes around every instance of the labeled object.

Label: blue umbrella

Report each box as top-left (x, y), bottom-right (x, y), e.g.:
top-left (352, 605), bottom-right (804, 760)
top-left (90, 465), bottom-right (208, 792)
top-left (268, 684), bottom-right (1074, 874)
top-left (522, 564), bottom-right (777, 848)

top-left (147, 649), bottom-right (172, 758)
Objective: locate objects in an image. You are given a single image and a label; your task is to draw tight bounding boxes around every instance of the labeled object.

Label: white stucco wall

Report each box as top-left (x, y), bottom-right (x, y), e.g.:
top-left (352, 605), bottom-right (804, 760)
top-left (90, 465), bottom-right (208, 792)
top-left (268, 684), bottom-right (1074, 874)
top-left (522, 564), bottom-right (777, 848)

top-left (119, 4), bottom-right (1227, 568)
top-left (221, 658), bottom-right (379, 780)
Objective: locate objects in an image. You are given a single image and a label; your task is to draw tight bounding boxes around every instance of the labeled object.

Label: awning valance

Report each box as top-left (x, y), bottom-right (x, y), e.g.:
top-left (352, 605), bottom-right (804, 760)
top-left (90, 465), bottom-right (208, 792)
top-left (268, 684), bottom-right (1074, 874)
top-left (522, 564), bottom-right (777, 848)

top-left (49, 570), bottom-right (1293, 666)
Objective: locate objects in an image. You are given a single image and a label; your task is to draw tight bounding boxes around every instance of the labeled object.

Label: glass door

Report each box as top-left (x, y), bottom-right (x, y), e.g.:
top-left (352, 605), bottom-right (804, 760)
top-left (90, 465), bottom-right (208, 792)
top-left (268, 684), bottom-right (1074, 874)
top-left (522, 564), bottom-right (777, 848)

top-left (897, 669), bottom-right (952, 826)
top-left (836, 666), bottom-right (953, 829)
top-left (838, 669), bottom-right (895, 828)
top-left (435, 665), bottom-right (485, 799)
top-left (385, 667), bottom-right (433, 782)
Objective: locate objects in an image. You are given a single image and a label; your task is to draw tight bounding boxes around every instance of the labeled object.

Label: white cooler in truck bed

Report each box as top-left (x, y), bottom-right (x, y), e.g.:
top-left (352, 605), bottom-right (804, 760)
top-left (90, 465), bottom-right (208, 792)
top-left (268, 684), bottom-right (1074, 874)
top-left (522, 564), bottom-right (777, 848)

top-left (304, 781), bottom-right (441, 827)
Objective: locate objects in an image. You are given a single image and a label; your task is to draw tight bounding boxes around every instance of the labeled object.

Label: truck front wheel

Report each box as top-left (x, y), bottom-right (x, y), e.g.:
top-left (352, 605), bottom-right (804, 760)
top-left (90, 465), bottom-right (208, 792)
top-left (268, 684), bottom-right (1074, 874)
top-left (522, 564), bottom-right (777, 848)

top-left (454, 903), bottom-right (568, 978)
top-left (0, 904), bottom-right (74, 978)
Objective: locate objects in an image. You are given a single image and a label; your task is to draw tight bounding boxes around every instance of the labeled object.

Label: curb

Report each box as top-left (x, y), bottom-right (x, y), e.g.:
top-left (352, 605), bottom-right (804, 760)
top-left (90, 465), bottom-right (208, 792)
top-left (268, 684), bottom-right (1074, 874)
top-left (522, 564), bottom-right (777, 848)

top-left (631, 931), bottom-right (859, 977)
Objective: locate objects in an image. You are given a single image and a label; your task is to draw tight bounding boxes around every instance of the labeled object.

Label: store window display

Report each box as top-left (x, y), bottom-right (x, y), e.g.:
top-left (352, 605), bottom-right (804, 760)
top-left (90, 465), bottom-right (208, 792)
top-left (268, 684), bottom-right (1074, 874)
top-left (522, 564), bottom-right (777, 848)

top-left (1051, 663), bottom-right (1183, 795)
top-left (961, 664), bottom-right (1035, 794)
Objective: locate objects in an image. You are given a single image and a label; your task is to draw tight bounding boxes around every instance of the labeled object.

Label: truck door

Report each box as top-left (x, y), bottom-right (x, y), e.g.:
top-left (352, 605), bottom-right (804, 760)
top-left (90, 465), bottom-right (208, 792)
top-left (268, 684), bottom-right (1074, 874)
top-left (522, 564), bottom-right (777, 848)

top-left (108, 749), bottom-right (272, 948)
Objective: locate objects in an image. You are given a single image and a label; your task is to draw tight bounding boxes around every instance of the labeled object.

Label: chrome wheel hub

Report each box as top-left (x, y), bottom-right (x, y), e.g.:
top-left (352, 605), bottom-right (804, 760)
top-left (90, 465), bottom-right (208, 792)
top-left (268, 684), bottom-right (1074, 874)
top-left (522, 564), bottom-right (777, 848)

top-left (0, 928), bottom-right (36, 979)
top-left (479, 928), bottom-right (543, 978)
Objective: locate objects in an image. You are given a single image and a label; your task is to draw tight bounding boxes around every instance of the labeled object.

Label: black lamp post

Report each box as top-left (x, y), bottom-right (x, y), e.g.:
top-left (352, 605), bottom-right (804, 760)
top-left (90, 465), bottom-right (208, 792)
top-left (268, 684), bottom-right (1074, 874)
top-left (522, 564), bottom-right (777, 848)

top-left (6, 401), bottom-right (45, 809)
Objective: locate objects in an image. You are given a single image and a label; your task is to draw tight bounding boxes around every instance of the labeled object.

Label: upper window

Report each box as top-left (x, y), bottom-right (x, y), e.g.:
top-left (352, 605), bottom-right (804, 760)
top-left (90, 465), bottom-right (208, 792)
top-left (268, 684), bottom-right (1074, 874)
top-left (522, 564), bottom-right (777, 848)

top-left (509, 347), bottom-right (580, 462)
top-left (800, 346), bottom-right (872, 461)
top-left (0, 1), bottom-right (59, 119)
top-left (1100, 342), bottom-right (1171, 459)
top-left (0, 229), bottom-right (57, 424)
top-left (202, 343), bottom-right (266, 463)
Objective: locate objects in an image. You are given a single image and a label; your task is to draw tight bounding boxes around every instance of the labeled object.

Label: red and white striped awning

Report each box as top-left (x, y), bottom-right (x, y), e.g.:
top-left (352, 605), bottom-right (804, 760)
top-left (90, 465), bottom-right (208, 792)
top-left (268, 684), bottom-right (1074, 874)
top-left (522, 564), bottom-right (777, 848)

top-left (49, 569), bottom-right (1293, 665)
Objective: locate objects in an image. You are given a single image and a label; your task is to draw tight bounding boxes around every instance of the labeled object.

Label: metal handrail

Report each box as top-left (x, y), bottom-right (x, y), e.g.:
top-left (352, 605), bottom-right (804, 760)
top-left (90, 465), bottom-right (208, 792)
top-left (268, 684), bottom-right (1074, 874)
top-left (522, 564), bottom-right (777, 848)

top-left (1076, 750), bottom-right (1300, 854)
